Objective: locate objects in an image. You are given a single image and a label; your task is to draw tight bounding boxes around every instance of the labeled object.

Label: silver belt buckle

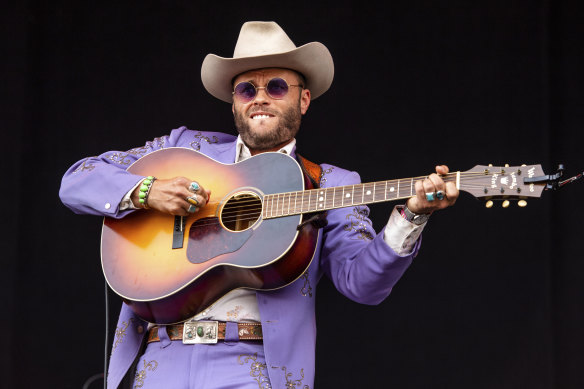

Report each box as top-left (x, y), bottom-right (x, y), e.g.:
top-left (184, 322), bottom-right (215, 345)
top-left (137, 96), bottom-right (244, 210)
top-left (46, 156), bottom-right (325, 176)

top-left (183, 320), bottom-right (218, 344)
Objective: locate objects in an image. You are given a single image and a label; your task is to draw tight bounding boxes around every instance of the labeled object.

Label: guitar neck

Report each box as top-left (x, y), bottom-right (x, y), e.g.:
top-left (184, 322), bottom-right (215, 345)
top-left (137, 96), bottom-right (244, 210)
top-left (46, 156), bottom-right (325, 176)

top-left (261, 172), bottom-right (461, 219)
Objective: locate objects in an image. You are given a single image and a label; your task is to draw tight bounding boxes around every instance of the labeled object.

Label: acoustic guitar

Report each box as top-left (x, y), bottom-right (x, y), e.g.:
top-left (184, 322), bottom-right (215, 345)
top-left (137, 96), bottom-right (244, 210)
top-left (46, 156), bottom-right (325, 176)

top-left (101, 147), bottom-right (546, 324)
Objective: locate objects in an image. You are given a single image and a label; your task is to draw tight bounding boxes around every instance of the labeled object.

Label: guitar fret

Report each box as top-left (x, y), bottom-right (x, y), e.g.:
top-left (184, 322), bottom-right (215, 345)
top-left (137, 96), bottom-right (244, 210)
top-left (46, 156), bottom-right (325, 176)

top-left (294, 191), bottom-right (298, 214)
top-left (397, 180), bottom-right (400, 199)
top-left (315, 190), bottom-right (320, 211)
top-left (281, 193), bottom-right (284, 216)
top-left (281, 193), bottom-right (286, 216)
top-left (410, 177), bottom-right (413, 197)
top-left (287, 192), bottom-right (291, 215)
top-left (280, 193), bottom-right (286, 216)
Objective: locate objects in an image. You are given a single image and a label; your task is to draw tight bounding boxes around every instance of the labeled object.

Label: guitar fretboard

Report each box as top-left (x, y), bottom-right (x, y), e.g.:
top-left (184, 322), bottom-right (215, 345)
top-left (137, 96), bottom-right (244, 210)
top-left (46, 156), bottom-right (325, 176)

top-left (262, 178), bottom-right (426, 219)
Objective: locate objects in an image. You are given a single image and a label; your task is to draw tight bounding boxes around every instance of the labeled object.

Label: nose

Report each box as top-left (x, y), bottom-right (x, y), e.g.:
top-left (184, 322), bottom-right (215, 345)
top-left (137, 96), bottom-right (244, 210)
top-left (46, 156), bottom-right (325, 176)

top-left (253, 87), bottom-right (270, 105)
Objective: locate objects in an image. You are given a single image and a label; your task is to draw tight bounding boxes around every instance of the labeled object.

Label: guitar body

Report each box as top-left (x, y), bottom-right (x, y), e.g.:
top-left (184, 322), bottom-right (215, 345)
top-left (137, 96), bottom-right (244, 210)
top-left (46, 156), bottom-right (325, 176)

top-left (101, 148), bottom-right (320, 324)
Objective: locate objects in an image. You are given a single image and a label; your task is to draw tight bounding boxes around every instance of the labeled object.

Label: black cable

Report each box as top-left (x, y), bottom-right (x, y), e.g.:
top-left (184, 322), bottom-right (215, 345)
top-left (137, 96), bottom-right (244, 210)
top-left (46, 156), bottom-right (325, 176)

top-left (82, 373), bottom-right (103, 389)
top-left (82, 280), bottom-right (110, 389)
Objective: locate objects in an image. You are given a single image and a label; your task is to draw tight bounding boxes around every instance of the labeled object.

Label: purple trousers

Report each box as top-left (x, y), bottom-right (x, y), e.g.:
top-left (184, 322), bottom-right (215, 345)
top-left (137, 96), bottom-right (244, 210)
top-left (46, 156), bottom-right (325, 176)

top-left (131, 325), bottom-right (271, 388)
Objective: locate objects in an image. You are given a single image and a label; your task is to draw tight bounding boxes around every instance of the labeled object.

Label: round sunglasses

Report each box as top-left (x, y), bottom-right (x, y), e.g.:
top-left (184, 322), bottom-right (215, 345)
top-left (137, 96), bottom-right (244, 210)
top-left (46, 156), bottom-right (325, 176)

top-left (232, 78), bottom-right (303, 102)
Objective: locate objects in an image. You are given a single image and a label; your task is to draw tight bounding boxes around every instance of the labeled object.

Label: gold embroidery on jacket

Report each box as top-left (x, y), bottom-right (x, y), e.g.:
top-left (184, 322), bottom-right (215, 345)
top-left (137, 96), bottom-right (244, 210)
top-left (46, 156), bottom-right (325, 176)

top-left (134, 359), bottom-right (158, 388)
top-left (238, 353), bottom-right (272, 388)
top-left (112, 318), bottom-right (134, 350)
top-left (105, 137), bottom-right (166, 165)
top-left (319, 167), bottom-right (334, 186)
top-left (126, 137), bottom-right (165, 156)
top-left (344, 207), bottom-right (374, 240)
top-left (72, 158), bottom-right (96, 173)
top-left (105, 152), bottom-right (134, 165)
top-left (300, 271), bottom-right (313, 297)
top-left (271, 366), bottom-right (310, 389)
top-left (190, 132), bottom-right (219, 151)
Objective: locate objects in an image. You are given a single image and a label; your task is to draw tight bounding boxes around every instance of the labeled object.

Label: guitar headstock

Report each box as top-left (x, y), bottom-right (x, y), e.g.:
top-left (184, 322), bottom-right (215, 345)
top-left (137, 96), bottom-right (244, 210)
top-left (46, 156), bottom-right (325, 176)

top-left (459, 164), bottom-right (546, 207)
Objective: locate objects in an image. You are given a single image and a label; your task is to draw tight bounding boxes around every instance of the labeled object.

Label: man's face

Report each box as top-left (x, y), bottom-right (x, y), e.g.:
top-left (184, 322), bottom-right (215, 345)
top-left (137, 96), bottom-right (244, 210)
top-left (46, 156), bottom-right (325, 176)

top-left (232, 68), bottom-right (311, 153)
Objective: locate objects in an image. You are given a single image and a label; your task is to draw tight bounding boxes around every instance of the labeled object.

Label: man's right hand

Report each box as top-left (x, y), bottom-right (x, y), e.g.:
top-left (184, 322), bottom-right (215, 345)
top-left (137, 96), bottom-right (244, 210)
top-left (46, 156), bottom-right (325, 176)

top-left (131, 177), bottom-right (211, 216)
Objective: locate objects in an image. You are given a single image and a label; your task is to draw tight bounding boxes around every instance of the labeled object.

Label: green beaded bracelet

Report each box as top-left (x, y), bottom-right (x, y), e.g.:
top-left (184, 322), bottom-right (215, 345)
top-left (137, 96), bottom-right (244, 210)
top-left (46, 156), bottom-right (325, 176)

top-left (138, 176), bottom-right (156, 209)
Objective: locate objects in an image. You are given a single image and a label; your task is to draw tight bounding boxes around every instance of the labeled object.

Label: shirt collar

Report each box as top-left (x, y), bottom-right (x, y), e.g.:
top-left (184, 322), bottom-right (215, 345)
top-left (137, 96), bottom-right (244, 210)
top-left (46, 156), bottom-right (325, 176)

top-left (235, 136), bottom-right (296, 162)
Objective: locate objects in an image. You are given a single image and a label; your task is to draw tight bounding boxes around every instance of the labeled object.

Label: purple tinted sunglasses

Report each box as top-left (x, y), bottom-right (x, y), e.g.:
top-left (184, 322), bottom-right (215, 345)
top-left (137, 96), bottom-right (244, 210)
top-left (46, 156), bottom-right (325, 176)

top-left (233, 78), bottom-right (303, 102)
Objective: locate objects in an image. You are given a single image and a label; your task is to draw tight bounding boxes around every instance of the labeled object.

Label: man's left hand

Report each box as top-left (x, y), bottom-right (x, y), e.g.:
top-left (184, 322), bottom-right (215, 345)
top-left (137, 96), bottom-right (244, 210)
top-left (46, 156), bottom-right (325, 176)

top-left (406, 165), bottom-right (459, 214)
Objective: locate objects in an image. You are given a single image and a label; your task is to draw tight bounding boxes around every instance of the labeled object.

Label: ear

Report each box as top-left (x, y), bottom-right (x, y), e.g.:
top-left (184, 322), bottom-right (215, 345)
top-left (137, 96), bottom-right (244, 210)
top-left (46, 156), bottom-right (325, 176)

top-left (300, 89), bottom-right (311, 115)
top-left (231, 102), bottom-right (235, 115)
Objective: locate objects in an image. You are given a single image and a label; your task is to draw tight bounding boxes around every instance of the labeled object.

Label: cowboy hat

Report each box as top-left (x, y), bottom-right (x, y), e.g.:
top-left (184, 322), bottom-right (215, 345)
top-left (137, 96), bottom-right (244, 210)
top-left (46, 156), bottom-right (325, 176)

top-left (201, 21), bottom-right (334, 103)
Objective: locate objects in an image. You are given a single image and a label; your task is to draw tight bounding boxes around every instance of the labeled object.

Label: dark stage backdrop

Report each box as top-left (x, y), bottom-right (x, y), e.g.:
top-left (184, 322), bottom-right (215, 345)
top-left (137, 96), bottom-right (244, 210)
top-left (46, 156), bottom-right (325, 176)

top-left (3, 1), bottom-right (583, 388)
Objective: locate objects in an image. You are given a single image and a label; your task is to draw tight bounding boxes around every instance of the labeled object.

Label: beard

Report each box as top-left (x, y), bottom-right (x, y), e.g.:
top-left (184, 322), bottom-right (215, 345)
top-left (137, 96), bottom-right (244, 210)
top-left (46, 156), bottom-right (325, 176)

top-left (234, 103), bottom-right (302, 151)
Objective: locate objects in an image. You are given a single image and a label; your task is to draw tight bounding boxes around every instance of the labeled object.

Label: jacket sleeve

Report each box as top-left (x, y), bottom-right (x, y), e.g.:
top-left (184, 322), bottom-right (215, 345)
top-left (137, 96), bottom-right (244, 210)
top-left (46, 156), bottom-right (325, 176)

top-left (59, 129), bottom-right (188, 218)
top-left (319, 166), bottom-right (421, 305)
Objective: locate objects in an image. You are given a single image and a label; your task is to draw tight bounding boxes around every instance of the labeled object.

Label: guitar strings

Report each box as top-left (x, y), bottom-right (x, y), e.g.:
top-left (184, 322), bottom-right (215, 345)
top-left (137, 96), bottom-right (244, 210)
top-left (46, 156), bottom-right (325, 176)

top-left (209, 172), bottom-right (495, 210)
top-left (188, 171), bottom-right (534, 228)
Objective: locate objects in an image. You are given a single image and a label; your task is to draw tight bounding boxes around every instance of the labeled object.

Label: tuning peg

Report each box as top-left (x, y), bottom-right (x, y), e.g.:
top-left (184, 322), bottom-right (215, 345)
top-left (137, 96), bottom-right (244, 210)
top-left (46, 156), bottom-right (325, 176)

top-left (518, 200), bottom-right (527, 207)
top-left (502, 200), bottom-right (510, 208)
top-left (485, 200), bottom-right (494, 208)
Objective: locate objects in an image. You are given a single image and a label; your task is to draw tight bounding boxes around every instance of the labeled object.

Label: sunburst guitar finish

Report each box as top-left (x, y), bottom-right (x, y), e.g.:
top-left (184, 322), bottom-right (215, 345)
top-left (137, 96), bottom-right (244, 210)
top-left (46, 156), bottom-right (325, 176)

top-left (101, 148), bottom-right (320, 324)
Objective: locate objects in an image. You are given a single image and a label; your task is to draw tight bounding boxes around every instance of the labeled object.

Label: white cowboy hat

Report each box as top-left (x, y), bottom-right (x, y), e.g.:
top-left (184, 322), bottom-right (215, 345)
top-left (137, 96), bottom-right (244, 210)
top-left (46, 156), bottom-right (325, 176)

top-left (201, 21), bottom-right (334, 103)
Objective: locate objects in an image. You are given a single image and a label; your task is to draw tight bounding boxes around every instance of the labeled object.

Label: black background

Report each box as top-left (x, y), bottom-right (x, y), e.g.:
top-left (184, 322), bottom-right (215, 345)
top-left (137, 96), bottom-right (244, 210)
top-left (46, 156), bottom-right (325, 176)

top-left (3, 1), bottom-right (583, 388)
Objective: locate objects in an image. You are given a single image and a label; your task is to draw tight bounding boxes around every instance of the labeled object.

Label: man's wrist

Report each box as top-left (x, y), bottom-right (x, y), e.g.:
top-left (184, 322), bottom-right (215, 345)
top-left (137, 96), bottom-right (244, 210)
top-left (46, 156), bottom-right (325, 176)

top-left (400, 205), bottom-right (430, 225)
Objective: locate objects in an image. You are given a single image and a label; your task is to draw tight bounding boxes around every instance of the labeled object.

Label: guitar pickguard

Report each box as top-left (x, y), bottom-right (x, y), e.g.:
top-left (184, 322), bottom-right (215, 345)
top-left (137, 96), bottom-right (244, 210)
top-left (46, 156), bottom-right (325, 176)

top-left (186, 217), bottom-right (252, 264)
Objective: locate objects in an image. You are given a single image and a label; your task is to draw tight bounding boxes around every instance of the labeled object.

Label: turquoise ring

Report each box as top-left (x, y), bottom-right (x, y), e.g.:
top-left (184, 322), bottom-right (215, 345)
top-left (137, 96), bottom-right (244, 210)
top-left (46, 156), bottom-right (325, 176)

top-left (189, 181), bottom-right (200, 192)
top-left (425, 192), bottom-right (435, 202)
top-left (188, 205), bottom-right (198, 213)
top-left (436, 190), bottom-right (445, 200)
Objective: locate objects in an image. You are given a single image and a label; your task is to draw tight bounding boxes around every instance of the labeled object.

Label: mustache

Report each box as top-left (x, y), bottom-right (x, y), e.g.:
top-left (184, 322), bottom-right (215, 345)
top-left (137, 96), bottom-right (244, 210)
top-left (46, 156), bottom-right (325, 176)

top-left (247, 107), bottom-right (278, 116)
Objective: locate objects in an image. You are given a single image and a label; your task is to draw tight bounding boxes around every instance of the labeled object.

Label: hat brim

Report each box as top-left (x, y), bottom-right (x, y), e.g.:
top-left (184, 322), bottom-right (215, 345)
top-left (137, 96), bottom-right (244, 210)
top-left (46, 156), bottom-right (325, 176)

top-left (201, 42), bottom-right (334, 103)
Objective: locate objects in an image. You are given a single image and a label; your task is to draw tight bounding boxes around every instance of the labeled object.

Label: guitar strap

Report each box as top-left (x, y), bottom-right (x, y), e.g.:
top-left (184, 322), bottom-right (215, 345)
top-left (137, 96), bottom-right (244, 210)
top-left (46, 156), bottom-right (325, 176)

top-left (296, 153), bottom-right (322, 189)
top-left (295, 153), bottom-right (328, 229)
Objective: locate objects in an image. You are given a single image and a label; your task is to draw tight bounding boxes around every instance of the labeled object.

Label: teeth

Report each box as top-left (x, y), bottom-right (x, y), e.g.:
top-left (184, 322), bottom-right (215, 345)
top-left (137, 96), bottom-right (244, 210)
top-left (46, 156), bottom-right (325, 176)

top-left (252, 114), bottom-right (270, 120)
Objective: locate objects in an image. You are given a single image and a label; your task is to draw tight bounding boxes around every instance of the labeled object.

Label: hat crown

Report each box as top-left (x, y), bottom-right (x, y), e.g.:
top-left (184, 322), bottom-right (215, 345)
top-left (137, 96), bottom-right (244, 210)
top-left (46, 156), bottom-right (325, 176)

top-left (233, 22), bottom-right (297, 58)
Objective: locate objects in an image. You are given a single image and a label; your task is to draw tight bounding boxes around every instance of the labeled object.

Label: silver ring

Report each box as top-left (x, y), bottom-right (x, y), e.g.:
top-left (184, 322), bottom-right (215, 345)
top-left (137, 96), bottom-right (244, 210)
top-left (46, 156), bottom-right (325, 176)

top-left (425, 192), bottom-right (435, 202)
top-left (188, 204), bottom-right (198, 213)
top-left (436, 190), bottom-right (445, 200)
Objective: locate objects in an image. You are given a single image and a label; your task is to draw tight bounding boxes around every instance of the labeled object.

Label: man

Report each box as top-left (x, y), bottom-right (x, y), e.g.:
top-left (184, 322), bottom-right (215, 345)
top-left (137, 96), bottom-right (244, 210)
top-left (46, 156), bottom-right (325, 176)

top-left (60, 21), bottom-right (458, 389)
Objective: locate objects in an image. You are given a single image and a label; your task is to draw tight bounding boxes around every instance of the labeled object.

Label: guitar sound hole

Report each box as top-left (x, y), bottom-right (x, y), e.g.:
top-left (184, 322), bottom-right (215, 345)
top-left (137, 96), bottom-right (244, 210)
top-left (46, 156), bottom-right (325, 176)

top-left (220, 192), bottom-right (262, 232)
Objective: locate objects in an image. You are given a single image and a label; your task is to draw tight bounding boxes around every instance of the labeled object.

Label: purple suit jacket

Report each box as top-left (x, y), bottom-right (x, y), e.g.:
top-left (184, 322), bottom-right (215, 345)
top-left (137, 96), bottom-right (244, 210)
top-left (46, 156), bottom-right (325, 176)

top-left (60, 127), bottom-right (420, 389)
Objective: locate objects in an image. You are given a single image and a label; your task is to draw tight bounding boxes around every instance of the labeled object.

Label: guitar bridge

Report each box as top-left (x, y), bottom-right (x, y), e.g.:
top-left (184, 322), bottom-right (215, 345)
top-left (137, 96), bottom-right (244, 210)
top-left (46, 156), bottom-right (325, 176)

top-left (172, 216), bottom-right (186, 249)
